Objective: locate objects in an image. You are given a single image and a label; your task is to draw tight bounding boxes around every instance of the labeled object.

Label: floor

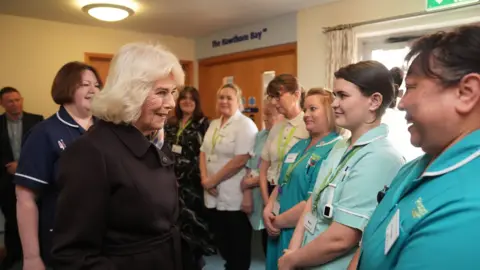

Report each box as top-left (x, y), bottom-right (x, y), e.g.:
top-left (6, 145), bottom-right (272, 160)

top-left (204, 230), bottom-right (266, 270)
top-left (3, 231), bottom-right (267, 270)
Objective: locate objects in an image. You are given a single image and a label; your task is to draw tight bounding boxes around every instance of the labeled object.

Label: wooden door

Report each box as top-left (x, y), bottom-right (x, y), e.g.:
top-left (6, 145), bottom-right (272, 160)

top-left (180, 60), bottom-right (194, 86)
top-left (84, 53), bottom-right (113, 85)
top-left (198, 43), bottom-right (297, 129)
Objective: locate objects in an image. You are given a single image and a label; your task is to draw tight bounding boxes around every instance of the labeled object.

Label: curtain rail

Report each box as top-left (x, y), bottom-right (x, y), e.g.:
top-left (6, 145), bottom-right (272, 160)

top-left (323, 2), bottom-right (480, 33)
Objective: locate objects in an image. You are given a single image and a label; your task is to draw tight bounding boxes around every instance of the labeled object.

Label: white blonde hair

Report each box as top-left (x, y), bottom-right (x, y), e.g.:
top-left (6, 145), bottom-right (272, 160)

top-left (91, 42), bottom-right (185, 124)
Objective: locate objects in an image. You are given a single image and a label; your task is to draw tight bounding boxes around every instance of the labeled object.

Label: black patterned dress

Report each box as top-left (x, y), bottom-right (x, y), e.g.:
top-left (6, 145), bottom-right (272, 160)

top-left (164, 117), bottom-right (216, 269)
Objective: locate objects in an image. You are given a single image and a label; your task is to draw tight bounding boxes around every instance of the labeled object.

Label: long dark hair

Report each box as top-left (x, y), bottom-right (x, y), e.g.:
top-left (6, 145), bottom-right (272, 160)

top-left (173, 86), bottom-right (204, 123)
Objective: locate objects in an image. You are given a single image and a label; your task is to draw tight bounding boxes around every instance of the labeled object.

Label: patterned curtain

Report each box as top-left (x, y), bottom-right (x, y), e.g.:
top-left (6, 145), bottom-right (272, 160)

top-left (325, 26), bottom-right (356, 89)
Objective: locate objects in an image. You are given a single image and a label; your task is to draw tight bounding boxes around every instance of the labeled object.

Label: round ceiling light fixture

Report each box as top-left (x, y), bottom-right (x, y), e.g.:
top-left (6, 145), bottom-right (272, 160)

top-left (82, 3), bottom-right (134, 22)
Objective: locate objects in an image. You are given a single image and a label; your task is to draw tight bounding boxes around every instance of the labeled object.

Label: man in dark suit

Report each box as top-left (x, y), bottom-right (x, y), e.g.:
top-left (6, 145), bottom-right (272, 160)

top-left (0, 87), bottom-right (43, 269)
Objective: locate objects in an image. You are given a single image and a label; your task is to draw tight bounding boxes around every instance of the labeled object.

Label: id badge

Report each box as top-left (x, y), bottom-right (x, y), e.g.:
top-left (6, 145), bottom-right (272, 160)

top-left (304, 212), bottom-right (317, 234)
top-left (272, 201), bottom-right (280, 216)
top-left (172, 144), bottom-right (182, 154)
top-left (385, 209), bottom-right (400, 255)
top-left (285, 153), bottom-right (298, 163)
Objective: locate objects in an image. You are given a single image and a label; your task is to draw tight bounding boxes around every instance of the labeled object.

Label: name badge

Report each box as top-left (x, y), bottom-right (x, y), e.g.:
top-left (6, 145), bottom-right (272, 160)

top-left (208, 155), bottom-right (218, 162)
top-left (172, 144), bottom-right (182, 154)
top-left (272, 201), bottom-right (280, 216)
top-left (385, 209), bottom-right (400, 255)
top-left (304, 212), bottom-right (317, 234)
top-left (285, 153), bottom-right (298, 163)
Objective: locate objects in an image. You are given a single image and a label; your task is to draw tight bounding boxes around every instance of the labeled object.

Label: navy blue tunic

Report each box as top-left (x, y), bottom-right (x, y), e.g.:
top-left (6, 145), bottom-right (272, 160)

top-left (14, 106), bottom-right (87, 265)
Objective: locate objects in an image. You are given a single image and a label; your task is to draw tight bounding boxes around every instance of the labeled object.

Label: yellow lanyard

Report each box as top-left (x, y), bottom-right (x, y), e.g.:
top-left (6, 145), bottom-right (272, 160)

top-left (211, 127), bottom-right (222, 154)
top-left (176, 119), bottom-right (192, 144)
top-left (282, 145), bottom-right (316, 186)
top-left (211, 118), bottom-right (231, 154)
top-left (277, 124), bottom-right (296, 161)
top-left (311, 146), bottom-right (362, 213)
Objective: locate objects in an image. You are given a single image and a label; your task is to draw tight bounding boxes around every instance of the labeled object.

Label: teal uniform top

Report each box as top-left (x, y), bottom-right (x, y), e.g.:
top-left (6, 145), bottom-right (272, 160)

top-left (303, 124), bottom-right (405, 270)
top-left (266, 132), bottom-right (341, 270)
top-left (246, 129), bottom-right (269, 230)
top-left (359, 129), bottom-right (480, 270)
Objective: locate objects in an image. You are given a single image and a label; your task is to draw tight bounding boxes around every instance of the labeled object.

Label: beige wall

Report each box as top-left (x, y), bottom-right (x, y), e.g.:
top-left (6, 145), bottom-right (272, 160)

top-left (0, 14), bottom-right (195, 117)
top-left (297, 0), bottom-right (426, 89)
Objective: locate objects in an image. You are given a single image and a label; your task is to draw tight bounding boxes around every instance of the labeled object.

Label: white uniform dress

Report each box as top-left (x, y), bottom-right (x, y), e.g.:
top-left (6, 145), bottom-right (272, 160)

top-left (200, 110), bottom-right (258, 210)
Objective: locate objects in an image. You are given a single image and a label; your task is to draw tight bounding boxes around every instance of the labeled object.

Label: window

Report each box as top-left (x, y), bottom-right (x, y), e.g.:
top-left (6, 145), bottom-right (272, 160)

top-left (362, 41), bottom-right (424, 161)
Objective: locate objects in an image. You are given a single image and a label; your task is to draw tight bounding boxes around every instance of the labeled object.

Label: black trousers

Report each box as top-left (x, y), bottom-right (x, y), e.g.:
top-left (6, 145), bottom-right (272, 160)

top-left (0, 184), bottom-right (22, 270)
top-left (209, 210), bottom-right (252, 270)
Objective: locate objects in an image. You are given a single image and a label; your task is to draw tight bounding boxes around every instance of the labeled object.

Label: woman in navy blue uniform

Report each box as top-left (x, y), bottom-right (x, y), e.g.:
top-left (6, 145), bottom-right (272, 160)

top-left (14, 61), bottom-right (102, 270)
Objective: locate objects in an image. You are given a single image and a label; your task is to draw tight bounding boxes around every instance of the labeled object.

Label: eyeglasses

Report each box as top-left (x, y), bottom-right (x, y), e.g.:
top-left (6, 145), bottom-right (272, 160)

top-left (266, 91), bottom-right (288, 101)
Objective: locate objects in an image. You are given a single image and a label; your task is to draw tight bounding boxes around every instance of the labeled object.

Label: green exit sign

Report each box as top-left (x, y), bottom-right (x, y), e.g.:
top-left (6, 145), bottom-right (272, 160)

top-left (426, 0), bottom-right (479, 11)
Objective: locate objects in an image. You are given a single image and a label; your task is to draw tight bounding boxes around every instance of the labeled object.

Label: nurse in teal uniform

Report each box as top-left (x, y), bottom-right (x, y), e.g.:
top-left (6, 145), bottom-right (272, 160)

top-left (278, 61), bottom-right (405, 270)
top-left (265, 88), bottom-right (342, 270)
top-left (353, 25), bottom-right (480, 270)
top-left (240, 99), bottom-right (283, 253)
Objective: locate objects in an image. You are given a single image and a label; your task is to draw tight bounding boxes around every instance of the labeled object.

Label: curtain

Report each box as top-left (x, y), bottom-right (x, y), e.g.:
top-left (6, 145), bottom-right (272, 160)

top-left (325, 27), bottom-right (356, 90)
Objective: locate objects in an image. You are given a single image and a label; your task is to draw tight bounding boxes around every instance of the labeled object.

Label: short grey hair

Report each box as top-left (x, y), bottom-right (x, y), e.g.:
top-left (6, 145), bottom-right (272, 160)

top-left (91, 42), bottom-right (185, 124)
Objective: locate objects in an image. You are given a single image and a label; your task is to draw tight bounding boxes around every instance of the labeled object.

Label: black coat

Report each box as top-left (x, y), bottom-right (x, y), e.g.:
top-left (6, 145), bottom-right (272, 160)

top-left (0, 112), bottom-right (43, 198)
top-left (51, 120), bottom-right (181, 270)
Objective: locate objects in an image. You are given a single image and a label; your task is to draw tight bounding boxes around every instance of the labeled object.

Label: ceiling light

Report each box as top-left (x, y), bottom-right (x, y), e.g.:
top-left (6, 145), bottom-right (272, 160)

top-left (82, 3), bottom-right (134, 22)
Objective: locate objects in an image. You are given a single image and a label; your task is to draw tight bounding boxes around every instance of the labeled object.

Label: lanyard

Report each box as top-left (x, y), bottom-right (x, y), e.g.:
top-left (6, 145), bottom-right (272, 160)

top-left (312, 146), bottom-right (362, 213)
top-left (277, 124), bottom-right (296, 161)
top-left (176, 119), bottom-right (192, 144)
top-left (211, 127), bottom-right (221, 154)
top-left (211, 118), bottom-right (231, 154)
top-left (281, 140), bottom-right (316, 188)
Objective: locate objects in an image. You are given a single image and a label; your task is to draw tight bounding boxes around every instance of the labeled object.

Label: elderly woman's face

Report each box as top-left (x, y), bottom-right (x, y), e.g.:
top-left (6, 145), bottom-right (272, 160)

top-left (136, 77), bottom-right (177, 134)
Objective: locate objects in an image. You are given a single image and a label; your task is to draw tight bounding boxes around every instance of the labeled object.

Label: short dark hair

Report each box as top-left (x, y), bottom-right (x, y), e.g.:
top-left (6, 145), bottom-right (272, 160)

top-left (390, 67), bottom-right (404, 87)
top-left (0, 87), bottom-right (20, 100)
top-left (174, 86), bottom-right (204, 122)
top-left (266, 74), bottom-right (306, 108)
top-left (405, 24), bottom-right (480, 87)
top-left (51, 61), bottom-right (103, 105)
top-left (334, 60), bottom-right (395, 116)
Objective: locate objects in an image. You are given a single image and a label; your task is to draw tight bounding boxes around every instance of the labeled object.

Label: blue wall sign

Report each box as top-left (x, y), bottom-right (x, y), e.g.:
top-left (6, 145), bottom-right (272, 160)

top-left (196, 13), bottom-right (297, 59)
top-left (212, 28), bottom-right (268, 48)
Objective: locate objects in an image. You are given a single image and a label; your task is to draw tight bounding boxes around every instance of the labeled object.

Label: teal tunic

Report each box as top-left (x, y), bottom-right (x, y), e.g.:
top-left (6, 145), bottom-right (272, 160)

top-left (266, 132), bottom-right (341, 270)
top-left (303, 124), bottom-right (405, 270)
top-left (246, 129), bottom-right (269, 230)
top-left (359, 129), bottom-right (480, 270)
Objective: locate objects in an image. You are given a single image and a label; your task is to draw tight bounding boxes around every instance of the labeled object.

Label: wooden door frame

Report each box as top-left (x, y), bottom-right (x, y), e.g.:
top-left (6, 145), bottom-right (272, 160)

top-left (84, 53), bottom-right (195, 86)
top-left (198, 43), bottom-right (297, 70)
top-left (84, 52), bottom-right (114, 63)
top-left (180, 60), bottom-right (194, 86)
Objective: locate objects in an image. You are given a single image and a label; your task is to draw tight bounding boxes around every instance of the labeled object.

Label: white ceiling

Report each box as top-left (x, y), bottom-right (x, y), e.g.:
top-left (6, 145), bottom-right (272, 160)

top-left (0, 0), bottom-right (336, 38)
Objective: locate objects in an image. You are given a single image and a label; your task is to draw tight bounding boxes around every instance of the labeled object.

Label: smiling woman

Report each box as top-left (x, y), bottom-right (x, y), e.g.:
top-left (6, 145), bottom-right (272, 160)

top-left (50, 42), bottom-right (186, 270)
top-left (199, 83), bottom-right (258, 270)
top-left (13, 61), bottom-right (101, 270)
